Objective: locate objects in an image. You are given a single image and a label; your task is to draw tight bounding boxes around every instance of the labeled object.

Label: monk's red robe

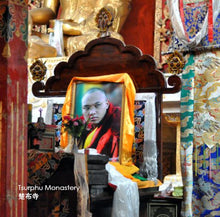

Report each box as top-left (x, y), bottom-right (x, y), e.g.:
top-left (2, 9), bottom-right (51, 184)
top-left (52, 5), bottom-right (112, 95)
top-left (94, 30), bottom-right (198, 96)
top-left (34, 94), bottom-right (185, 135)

top-left (84, 103), bottom-right (121, 159)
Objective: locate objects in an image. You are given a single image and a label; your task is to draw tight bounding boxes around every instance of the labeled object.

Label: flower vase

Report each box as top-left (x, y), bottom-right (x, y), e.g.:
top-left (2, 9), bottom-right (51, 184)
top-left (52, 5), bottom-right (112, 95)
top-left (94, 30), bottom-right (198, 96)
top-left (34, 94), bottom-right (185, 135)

top-left (72, 137), bottom-right (79, 153)
top-left (64, 137), bottom-right (78, 153)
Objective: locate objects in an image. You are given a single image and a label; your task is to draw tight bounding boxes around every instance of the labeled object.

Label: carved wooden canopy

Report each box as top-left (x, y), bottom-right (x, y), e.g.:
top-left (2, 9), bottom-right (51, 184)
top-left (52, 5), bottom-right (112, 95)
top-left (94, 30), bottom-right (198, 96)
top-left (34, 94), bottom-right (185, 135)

top-left (32, 37), bottom-right (181, 98)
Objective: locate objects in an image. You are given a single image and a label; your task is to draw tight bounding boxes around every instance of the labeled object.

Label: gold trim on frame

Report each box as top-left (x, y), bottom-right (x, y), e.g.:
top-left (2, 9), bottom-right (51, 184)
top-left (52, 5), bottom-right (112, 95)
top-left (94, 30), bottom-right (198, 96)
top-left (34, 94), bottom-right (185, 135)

top-left (70, 81), bottom-right (125, 162)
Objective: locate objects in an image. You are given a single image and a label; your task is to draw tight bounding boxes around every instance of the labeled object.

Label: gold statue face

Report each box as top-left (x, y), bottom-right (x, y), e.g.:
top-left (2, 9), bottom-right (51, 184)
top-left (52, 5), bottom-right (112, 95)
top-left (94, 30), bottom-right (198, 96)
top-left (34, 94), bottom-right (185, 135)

top-left (28, 0), bottom-right (132, 58)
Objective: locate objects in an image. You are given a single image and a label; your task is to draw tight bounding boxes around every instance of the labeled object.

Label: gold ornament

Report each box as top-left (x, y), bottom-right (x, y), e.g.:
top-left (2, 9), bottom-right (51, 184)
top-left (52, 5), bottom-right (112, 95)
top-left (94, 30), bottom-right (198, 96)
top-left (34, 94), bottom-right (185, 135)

top-left (30, 60), bottom-right (47, 81)
top-left (95, 7), bottom-right (113, 37)
top-left (167, 50), bottom-right (185, 74)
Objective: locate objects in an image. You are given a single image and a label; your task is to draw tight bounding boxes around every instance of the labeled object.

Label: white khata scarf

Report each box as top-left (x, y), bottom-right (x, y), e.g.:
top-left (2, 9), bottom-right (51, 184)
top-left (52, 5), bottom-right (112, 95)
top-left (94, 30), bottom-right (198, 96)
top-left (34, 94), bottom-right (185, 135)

top-left (167, 0), bottom-right (220, 47)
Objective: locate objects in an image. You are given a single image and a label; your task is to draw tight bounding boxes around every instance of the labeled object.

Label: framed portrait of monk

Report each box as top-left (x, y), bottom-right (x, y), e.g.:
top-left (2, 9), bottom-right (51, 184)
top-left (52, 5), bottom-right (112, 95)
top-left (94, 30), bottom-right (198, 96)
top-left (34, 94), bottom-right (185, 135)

top-left (70, 81), bottom-right (124, 160)
top-left (62, 73), bottom-right (136, 164)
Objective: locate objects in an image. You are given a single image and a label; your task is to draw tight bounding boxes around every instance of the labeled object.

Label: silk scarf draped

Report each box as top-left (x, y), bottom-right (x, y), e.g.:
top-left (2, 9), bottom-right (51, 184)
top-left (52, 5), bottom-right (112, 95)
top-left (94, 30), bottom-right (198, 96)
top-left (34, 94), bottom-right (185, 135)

top-left (61, 73), bottom-right (136, 165)
top-left (168, 0), bottom-right (220, 47)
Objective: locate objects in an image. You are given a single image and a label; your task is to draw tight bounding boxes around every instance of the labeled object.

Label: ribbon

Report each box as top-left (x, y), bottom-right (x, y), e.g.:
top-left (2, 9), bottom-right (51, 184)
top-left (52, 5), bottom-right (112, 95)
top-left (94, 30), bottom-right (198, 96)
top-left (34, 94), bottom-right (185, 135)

top-left (179, 0), bottom-right (190, 41)
top-left (194, 146), bottom-right (197, 176)
top-left (168, 0), bottom-right (220, 47)
top-left (203, 143), bottom-right (206, 169)
top-left (217, 143), bottom-right (219, 171)
top-left (208, 0), bottom-right (214, 42)
top-left (209, 149), bottom-right (212, 179)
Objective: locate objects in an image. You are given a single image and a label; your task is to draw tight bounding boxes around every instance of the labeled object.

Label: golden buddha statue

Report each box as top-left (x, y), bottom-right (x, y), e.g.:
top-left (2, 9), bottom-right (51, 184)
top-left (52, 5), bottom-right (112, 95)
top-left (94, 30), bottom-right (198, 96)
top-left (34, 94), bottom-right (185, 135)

top-left (28, 0), bottom-right (132, 58)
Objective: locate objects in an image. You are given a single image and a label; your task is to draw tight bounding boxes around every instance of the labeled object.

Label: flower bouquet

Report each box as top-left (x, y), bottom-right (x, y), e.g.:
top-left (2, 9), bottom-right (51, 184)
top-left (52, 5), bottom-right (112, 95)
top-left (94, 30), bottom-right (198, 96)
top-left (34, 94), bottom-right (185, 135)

top-left (62, 115), bottom-right (91, 153)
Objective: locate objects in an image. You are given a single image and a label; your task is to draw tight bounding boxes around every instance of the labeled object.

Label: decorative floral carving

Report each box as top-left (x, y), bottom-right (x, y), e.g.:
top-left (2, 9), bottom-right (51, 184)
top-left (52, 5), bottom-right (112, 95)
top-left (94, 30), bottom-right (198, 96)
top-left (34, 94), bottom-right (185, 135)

top-left (30, 59), bottom-right (47, 81)
top-left (154, 2), bottom-right (174, 70)
top-left (95, 7), bottom-right (113, 37)
top-left (167, 50), bottom-right (185, 74)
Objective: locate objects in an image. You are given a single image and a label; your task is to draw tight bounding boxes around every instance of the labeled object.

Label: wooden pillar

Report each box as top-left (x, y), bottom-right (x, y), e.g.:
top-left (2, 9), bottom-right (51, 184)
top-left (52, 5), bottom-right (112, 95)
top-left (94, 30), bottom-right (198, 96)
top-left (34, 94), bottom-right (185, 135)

top-left (163, 113), bottom-right (183, 180)
top-left (120, 0), bottom-right (156, 56)
top-left (0, 1), bottom-right (28, 216)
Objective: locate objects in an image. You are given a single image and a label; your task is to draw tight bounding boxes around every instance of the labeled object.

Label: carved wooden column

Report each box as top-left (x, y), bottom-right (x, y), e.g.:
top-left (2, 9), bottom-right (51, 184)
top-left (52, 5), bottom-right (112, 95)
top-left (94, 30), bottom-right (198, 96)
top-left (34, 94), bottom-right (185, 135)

top-left (0, 1), bottom-right (28, 216)
top-left (164, 114), bottom-right (181, 175)
top-left (163, 113), bottom-right (183, 185)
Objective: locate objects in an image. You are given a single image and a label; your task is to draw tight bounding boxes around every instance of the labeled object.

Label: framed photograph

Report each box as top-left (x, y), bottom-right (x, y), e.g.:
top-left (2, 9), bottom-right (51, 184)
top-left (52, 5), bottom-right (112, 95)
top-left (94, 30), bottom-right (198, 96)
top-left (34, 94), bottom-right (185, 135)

top-left (28, 123), bottom-right (56, 152)
top-left (38, 125), bottom-right (56, 152)
top-left (70, 81), bottom-right (125, 160)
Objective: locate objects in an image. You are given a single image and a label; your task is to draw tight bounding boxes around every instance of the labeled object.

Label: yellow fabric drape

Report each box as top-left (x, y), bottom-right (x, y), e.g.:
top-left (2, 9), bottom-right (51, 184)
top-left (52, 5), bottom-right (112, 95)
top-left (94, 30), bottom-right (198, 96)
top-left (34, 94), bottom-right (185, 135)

top-left (61, 73), bottom-right (136, 165)
top-left (109, 162), bottom-right (162, 189)
top-left (84, 127), bottom-right (97, 149)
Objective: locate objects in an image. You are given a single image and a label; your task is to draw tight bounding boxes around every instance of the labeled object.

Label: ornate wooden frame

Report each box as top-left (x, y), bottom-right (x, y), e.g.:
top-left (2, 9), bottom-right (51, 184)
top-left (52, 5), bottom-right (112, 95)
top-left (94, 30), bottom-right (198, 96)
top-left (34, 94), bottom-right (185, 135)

top-left (32, 37), bottom-right (181, 179)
